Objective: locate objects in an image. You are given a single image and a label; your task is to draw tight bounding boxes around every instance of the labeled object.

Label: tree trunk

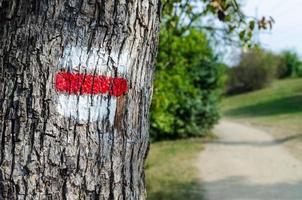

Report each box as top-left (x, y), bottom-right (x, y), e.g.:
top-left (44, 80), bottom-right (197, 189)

top-left (0, 0), bottom-right (160, 199)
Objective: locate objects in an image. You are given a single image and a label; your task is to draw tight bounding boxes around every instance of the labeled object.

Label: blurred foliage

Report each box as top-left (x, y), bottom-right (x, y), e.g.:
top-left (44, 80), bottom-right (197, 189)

top-left (226, 48), bottom-right (302, 95)
top-left (149, 0), bottom-right (273, 140)
top-left (160, 0), bottom-right (274, 47)
top-left (150, 28), bottom-right (224, 140)
top-left (226, 48), bottom-right (280, 95)
top-left (277, 50), bottom-right (302, 78)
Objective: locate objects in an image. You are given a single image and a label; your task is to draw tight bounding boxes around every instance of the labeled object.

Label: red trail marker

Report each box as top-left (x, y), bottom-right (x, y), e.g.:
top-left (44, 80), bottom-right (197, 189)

top-left (55, 72), bottom-right (128, 97)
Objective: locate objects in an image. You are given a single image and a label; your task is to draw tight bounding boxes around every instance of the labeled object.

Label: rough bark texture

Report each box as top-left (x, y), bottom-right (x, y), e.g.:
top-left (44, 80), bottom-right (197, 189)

top-left (0, 0), bottom-right (160, 199)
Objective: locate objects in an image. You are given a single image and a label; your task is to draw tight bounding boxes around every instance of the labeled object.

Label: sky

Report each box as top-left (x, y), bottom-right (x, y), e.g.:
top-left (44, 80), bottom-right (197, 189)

top-left (243, 0), bottom-right (302, 55)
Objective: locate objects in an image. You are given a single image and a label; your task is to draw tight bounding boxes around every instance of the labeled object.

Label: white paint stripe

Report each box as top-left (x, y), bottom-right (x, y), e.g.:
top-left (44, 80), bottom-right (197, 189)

top-left (58, 46), bottom-right (129, 77)
top-left (57, 94), bottom-right (116, 124)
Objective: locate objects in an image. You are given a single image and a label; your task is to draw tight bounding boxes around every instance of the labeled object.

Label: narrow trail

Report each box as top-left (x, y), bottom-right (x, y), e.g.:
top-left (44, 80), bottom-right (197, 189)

top-left (198, 120), bottom-right (302, 200)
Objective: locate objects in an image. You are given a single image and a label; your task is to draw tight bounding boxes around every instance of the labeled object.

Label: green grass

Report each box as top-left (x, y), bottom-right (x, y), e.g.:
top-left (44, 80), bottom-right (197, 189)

top-left (222, 78), bottom-right (302, 131)
top-left (146, 139), bottom-right (205, 200)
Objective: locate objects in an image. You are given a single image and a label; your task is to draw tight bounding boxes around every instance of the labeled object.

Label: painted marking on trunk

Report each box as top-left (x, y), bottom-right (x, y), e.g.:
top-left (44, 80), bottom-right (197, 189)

top-left (56, 94), bottom-right (117, 124)
top-left (55, 46), bottom-right (129, 123)
top-left (55, 72), bottom-right (128, 97)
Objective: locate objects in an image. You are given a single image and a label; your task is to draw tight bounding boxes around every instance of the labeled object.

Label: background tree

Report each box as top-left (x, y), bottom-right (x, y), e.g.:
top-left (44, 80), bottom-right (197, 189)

top-left (278, 50), bottom-right (302, 78)
top-left (161, 0), bottom-right (274, 47)
top-left (226, 48), bottom-right (280, 94)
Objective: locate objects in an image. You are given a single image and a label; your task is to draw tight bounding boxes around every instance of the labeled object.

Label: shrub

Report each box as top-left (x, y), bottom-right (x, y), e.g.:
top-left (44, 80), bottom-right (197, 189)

top-left (226, 48), bottom-right (279, 95)
top-left (150, 28), bottom-right (223, 141)
top-left (277, 50), bottom-right (302, 78)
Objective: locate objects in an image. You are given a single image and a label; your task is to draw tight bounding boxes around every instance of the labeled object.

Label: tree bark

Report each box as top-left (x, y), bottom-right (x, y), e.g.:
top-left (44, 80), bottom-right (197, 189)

top-left (0, 0), bottom-right (160, 199)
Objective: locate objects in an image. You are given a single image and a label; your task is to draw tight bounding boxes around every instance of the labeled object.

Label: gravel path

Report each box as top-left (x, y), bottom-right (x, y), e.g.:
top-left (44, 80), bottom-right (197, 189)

top-left (198, 120), bottom-right (302, 200)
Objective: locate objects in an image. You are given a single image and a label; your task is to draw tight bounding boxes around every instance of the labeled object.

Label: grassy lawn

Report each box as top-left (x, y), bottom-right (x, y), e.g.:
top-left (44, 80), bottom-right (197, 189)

top-left (146, 139), bottom-right (205, 200)
top-left (222, 78), bottom-right (302, 132)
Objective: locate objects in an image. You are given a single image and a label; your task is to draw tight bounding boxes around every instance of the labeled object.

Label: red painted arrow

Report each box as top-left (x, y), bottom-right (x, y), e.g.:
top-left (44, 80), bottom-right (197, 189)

top-left (55, 72), bottom-right (128, 97)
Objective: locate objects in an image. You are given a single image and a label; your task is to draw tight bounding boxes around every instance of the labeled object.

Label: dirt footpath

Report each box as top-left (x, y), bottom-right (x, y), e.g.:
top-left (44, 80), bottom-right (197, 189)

top-left (198, 120), bottom-right (302, 200)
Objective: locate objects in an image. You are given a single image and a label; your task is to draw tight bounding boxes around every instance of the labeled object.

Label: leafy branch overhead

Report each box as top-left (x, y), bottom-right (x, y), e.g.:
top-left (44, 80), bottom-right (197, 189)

top-left (161, 0), bottom-right (275, 46)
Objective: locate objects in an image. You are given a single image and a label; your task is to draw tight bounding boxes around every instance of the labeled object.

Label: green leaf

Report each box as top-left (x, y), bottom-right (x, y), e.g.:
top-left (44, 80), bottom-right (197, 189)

top-left (239, 30), bottom-right (246, 40)
top-left (249, 21), bottom-right (255, 30)
top-left (231, 0), bottom-right (239, 10)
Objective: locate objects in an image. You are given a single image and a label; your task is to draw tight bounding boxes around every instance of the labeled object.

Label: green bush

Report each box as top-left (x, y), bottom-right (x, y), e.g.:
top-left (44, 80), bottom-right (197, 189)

top-left (226, 48), bottom-right (279, 95)
top-left (277, 50), bottom-right (302, 78)
top-left (150, 28), bottom-right (223, 140)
